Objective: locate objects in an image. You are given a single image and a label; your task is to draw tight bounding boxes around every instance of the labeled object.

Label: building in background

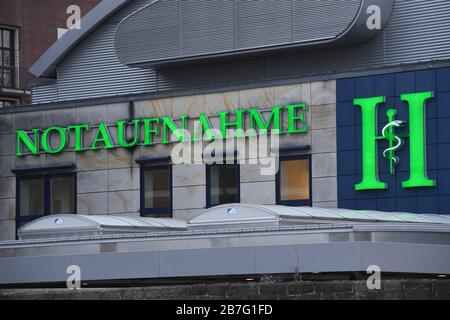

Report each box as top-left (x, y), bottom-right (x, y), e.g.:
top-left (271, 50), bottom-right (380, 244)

top-left (1, 0), bottom-right (450, 287)
top-left (0, 0), bottom-right (101, 107)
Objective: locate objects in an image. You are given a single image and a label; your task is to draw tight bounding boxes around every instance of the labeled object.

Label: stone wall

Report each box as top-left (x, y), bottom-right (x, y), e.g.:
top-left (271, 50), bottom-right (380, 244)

top-left (1, 279), bottom-right (449, 300)
top-left (0, 80), bottom-right (337, 240)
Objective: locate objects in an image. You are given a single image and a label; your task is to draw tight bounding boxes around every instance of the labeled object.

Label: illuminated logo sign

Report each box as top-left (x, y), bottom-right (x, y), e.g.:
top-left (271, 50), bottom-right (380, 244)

top-left (16, 104), bottom-right (308, 157)
top-left (354, 91), bottom-right (435, 191)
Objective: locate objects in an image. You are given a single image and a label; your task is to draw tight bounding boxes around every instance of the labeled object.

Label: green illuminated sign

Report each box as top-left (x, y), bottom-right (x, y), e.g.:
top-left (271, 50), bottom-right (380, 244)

top-left (16, 104), bottom-right (308, 157)
top-left (354, 91), bottom-right (435, 191)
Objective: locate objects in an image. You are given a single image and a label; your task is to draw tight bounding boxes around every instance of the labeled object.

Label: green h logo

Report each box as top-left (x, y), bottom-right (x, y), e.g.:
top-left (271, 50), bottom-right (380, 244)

top-left (354, 91), bottom-right (436, 191)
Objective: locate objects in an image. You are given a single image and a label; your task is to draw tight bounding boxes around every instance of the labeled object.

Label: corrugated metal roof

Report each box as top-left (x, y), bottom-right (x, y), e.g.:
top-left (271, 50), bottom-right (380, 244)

top-left (189, 204), bottom-right (450, 228)
top-left (31, 0), bottom-right (450, 104)
top-left (114, 0), bottom-right (390, 67)
top-left (29, 0), bottom-right (133, 78)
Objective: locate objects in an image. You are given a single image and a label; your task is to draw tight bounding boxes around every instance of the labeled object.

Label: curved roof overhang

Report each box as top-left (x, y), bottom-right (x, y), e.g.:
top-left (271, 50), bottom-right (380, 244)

top-left (30, 0), bottom-right (396, 78)
top-left (114, 0), bottom-right (395, 68)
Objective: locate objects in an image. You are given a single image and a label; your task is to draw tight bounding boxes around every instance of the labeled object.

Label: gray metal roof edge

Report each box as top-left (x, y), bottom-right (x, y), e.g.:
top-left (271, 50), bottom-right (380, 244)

top-left (4, 218), bottom-right (450, 248)
top-left (29, 0), bottom-right (133, 78)
top-left (0, 224), bottom-right (354, 248)
top-left (6, 59), bottom-right (450, 115)
top-left (116, 0), bottom-right (394, 68)
top-left (1, 241), bottom-right (449, 284)
top-left (18, 214), bottom-right (100, 232)
top-left (113, 0), bottom-right (160, 67)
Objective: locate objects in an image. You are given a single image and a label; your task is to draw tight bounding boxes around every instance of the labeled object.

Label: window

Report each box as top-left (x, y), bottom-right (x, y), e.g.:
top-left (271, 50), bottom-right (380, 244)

top-left (50, 175), bottom-right (75, 214)
top-left (207, 164), bottom-right (240, 207)
top-left (140, 165), bottom-right (172, 217)
top-left (19, 177), bottom-right (44, 218)
top-left (0, 98), bottom-right (19, 107)
top-left (0, 27), bottom-right (16, 89)
top-left (16, 173), bottom-right (76, 229)
top-left (276, 155), bottom-right (312, 206)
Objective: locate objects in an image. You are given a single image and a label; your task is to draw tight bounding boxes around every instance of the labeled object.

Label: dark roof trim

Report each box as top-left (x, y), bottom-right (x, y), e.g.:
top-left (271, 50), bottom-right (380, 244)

top-left (278, 145), bottom-right (311, 153)
top-left (29, 0), bottom-right (132, 78)
top-left (4, 60), bottom-right (450, 115)
top-left (135, 156), bottom-right (171, 165)
top-left (12, 163), bottom-right (76, 175)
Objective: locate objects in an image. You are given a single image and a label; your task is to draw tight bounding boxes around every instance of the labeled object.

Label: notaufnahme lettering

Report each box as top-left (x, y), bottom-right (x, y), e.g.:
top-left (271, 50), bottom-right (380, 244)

top-left (16, 104), bottom-right (308, 157)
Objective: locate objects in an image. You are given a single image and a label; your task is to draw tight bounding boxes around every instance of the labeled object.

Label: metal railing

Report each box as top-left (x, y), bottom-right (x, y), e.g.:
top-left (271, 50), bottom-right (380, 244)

top-left (0, 223), bottom-right (356, 247)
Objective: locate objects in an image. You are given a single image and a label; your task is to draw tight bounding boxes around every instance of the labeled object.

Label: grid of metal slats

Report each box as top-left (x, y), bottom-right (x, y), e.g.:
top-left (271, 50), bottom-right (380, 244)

top-left (32, 0), bottom-right (450, 104)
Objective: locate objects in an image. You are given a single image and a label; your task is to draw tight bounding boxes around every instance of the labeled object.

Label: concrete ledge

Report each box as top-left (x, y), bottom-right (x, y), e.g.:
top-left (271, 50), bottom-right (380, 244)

top-left (1, 279), bottom-right (449, 300)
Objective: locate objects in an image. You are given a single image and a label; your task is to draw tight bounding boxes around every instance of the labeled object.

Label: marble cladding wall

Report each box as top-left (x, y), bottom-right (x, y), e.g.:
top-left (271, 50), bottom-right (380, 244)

top-left (0, 80), bottom-right (337, 240)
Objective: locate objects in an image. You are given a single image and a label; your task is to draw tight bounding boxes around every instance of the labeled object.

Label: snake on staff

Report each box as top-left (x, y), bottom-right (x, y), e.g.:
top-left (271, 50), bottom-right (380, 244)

top-left (381, 120), bottom-right (406, 165)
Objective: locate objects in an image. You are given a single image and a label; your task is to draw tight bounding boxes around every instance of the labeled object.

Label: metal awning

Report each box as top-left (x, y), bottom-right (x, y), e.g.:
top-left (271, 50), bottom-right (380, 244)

top-left (18, 215), bottom-right (187, 240)
top-left (3, 205), bottom-right (450, 285)
top-left (188, 204), bottom-right (450, 229)
top-left (17, 205), bottom-right (450, 240)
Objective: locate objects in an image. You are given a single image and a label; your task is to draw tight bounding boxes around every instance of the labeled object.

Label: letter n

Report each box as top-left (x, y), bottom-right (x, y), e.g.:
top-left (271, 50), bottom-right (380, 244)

top-left (17, 129), bottom-right (40, 156)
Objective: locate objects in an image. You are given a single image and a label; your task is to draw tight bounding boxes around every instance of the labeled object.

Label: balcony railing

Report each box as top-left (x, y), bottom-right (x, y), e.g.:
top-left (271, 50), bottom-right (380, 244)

top-left (0, 66), bottom-right (34, 91)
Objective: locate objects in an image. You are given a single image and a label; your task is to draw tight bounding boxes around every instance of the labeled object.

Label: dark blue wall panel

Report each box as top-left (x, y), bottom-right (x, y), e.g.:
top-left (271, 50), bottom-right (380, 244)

top-left (337, 67), bottom-right (450, 214)
top-left (437, 68), bottom-right (450, 93)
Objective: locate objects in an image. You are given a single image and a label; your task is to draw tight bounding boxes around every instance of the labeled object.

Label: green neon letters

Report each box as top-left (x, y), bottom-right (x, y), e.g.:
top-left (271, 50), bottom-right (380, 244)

top-left (16, 104), bottom-right (308, 157)
top-left (354, 96), bottom-right (388, 191)
top-left (117, 120), bottom-right (140, 148)
top-left (142, 118), bottom-right (160, 146)
top-left (162, 116), bottom-right (187, 144)
top-left (67, 124), bottom-right (89, 151)
top-left (287, 104), bottom-right (308, 134)
top-left (219, 110), bottom-right (245, 139)
top-left (17, 129), bottom-right (40, 156)
top-left (91, 123), bottom-right (114, 150)
top-left (401, 92), bottom-right (436, 188)
top-left (192, 113), bottom-right (215, 142)
top-left (41, 127), bottom-right (68, 154)
top-left (354, 91), bottom-right (436, 191)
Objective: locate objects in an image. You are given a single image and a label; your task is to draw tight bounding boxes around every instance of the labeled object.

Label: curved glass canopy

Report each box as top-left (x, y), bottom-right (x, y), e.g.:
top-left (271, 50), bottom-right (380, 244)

top-left (189, 204), bottom-right (450, 227)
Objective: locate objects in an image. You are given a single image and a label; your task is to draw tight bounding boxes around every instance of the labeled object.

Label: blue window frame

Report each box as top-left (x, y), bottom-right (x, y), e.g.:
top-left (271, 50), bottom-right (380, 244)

top-left (140, 165), bottom-right (172, 217)
top-left (276, 154), bottom-right (312, 206)
top-left (206, 163), bottom-right (240, 208)
top-left (16, 172), bottom-right (76, 232)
